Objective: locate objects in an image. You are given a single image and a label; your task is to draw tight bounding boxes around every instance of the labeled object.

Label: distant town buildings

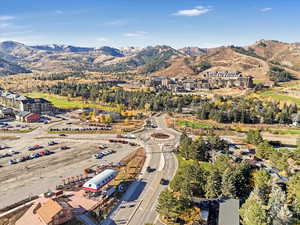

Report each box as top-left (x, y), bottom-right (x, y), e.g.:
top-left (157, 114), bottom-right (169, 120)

top-left (198, 70), bottom-right (253, 89)
top-left (0, 89), bottom-right (54, 114)
top-left (16, 111), bottom-right (41, 123)
top-left (143, 70), bottom-right (254, 91)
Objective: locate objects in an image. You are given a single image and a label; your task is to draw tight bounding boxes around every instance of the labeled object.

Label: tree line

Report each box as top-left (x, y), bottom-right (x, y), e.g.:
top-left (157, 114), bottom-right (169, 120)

top-left (156, 133), bottom-right (253, 224)
top-left (268, 66), bottom-right (294, 82)
top-left (246, 130), bottom-right (300, 173)
top-left (157, 132), bottom-right (300, 224)
top-left (240, 170), bottom-right (300, 225)
top-left (39, 83), bottom-right (203, 111)
top-left (196, 96), bottom-right (298, 125)
top-left (35, 72), bottom-right (86, 81)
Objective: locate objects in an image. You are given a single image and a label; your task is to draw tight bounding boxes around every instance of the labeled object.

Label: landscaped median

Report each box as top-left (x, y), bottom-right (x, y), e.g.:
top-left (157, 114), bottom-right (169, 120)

top-left (0, 127), bottom-right (37, 134)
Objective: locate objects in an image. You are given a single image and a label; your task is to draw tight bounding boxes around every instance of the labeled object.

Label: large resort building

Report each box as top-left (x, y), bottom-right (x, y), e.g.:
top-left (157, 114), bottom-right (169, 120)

top-left (143, 70), bottom-right (254, 92)
top-left (0, 89), bottom-right (54, 114)
top-left (198, 70), bottom-right (253, 89)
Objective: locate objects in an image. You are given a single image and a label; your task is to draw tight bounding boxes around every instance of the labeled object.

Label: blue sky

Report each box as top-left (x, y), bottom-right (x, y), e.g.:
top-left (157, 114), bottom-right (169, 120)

top-left (0, 0), bottom-right (299, 48)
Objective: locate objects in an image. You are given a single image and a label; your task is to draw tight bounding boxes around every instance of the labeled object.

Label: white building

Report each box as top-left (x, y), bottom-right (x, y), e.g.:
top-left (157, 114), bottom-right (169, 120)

top-left (82, 169), bottom-right (117, 192)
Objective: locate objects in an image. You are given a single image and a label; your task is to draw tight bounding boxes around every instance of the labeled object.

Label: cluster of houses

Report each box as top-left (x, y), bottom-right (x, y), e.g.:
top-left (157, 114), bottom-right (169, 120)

top-left (15, 169), bottom-right (117, 225)
top-left (0, 89), bottom-right (54, 123)
top-left (143, 70), bottom-right (254, 92)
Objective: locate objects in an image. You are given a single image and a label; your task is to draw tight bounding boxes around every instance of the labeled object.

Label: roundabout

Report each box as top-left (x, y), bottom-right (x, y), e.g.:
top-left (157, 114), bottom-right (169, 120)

top-left (149, 130), bottom-right (175, 141)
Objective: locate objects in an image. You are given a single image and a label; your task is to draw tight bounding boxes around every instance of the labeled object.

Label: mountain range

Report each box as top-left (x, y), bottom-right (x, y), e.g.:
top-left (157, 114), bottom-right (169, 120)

top-left (1, 40), bottom-right (300, 82)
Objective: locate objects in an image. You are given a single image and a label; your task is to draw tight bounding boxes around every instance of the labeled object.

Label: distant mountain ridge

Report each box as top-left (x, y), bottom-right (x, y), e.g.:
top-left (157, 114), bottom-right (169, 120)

top-left (0, 57), bottom-right (31, 76)
top-left (0, 40), bottom-right (300, 82)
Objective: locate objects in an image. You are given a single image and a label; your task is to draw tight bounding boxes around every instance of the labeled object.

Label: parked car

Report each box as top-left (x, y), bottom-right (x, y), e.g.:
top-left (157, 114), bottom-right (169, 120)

top-left (98, 145), bottom-right (107, 150)
top-left (9, 150), bottom-right (18, 155)
top-left (31, 153), bottom-right (40, 158)
top-left (160, 178), bottom-right (169, 185)
top-left (8, 159), bottom-right (17, 165)
top-left (60, 146), bottom-right (69, 150)
top-left (24, 155), bottom-right (31, 160)
top-left (44, 150), bottom-right (51, 155)
top-left (27, 144), bottom-right (42, 151)
top-left (146, 166), bottom-right (152, 173)
top-left (59, 133), bottom-right (67, 137)
top-left (102, 151), bottom-right (110, 156)
top-left (17, 157), bottom-right (26, 163)
top-left (129, 142), bottom-right (137, 146)
top-left (93, 153), bottom-right (103, 159)
top-left (3, 153), bottom-right (11, 157)
top-left (48, 141), bottom-right (58, 146)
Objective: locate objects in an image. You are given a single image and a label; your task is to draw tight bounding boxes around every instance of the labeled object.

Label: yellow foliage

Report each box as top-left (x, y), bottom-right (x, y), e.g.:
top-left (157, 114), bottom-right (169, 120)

top-left (250, 170), bottom-right (258, 188)
top-left (214, 100), bottom-right (222, 105)
top-left (278, 170), bottom-right (288, 177)
top-left (195, 136), bottom-right (202, 141)
top-left (179, 207), bottom-right (201, 225)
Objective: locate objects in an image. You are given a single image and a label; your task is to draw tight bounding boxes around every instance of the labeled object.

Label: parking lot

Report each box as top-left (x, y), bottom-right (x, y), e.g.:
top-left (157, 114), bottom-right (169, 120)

top-left (0, 118), bottom-right (139, 208)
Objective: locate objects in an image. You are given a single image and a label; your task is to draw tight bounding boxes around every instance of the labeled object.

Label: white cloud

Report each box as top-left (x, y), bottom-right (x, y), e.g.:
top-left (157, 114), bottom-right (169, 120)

top-left (104, 19), bottom-right (128, 26)
top-left (260, 8), bottom-right (272, 12)
top-left (123, 31), bottom-right (148, 38)
top-left (0, 16), bottom-right (15, 21)
top-left (173, 5), bottom-right (212, 16)
top-left (96, 37), bottom-right (109, 42)
top-left (55, 10), bottom-right (64, 14)
top-left (0, 23), bottom-right (11, 29)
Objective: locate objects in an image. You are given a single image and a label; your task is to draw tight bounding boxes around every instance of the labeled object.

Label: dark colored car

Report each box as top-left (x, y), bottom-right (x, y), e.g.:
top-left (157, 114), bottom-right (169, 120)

top-left (160, 178), bottom-right (169, 185)
top-left (146, 166), bottom-right (152, 173)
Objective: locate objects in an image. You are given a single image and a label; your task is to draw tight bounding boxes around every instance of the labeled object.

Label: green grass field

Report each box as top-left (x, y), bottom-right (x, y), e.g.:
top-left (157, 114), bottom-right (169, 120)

top-left (271, 129), bottom-right (300, 135)
top-left (259, 90), bottom-right (300, 106)
top-left (177, 120), bottom-right (213, 129)
top-left (177, 155), bottom-right (211, 172)
top-left (25, 92), bottom-right (117, 111)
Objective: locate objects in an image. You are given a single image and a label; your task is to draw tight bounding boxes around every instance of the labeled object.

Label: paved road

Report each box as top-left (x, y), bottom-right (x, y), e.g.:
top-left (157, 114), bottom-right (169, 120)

top-left (102, 114), bottom-right (180, 225)
top-left (77, 214), bottom-right (98, 225)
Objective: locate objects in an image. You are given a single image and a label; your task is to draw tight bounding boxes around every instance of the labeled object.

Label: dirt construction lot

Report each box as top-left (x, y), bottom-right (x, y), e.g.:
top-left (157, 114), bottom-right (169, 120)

top-left (0, 119), bottom-right (139, 209)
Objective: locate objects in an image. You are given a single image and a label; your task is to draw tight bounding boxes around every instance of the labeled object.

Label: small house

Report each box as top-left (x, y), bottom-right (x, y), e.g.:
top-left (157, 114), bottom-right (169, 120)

top-left (36, 199), bottom-right (73, 225)
top-left (16, 111), bottom-right (40, 123)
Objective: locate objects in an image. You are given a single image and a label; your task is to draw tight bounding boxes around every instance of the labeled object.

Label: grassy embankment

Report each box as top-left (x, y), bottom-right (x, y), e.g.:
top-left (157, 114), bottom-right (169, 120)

top-left (176, 155), bottom-right (211, 174)
top-left (257, 90), bottom-right (300, 106)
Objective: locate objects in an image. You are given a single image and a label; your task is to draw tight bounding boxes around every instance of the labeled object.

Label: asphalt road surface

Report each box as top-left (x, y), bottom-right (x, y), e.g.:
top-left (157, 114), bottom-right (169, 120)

top-left (102, 114), bottom-right (180, 225)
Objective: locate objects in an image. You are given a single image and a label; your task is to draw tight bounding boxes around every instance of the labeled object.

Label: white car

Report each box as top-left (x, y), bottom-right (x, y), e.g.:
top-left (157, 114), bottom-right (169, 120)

top-left (8, 159), bottom-right (17, 165)
top-left (93, 153), bottom-right (103, 159)
top-left (9, 150), bottom-right (18, 155)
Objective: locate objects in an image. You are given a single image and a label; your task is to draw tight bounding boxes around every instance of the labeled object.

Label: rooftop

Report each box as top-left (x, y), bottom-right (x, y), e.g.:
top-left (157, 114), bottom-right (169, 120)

top-left (37, 199), bottom-right (63, 224)
top-left (218, 199), bottom-right (240, 225)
